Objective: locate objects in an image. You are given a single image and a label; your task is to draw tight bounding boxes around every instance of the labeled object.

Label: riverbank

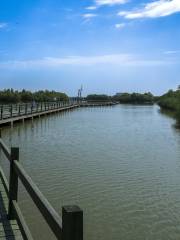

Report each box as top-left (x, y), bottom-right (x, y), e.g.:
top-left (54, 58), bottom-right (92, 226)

top-left (158, 89), bottom-right (180, 127)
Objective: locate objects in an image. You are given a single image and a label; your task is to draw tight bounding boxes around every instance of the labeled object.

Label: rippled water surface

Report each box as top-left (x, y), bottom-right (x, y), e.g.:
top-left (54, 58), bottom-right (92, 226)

top-left (1, 105), bottom-right (180, 240)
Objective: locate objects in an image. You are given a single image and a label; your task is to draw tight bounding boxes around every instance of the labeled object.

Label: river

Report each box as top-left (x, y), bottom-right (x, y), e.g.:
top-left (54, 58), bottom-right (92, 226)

top-left (0, 104), bottom-right (180, 240)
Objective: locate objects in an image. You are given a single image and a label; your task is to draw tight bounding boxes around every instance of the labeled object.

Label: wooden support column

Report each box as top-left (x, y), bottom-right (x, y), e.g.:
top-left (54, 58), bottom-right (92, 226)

top-left (62, 205), bottom-right (83, 240)
top-left (19, 104), bottom-right (21, 116)
top-left (8, 147), bottom-right (19, 219)
top-left (10, 105), bottom-right (13, 118)
top-left (0, 106), bottom-right (3, 120)
top-left (25, 104), bottom-right (28, 115)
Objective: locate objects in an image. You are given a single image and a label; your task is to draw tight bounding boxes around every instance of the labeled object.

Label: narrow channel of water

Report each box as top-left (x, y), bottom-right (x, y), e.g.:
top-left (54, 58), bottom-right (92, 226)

top-left (0, 105), bottom-right (180, 240)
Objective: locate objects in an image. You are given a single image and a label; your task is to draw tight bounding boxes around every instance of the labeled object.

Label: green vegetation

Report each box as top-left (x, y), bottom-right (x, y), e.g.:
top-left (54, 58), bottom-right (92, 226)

top-left (0, 89), bottom-right (68, 103)
top-left (158, 87), bottom-right (180, 127)
top-left (86, 94), bottom-right (110, 102)
top-left (86, 92), bottom-right (154, 104)
top-left (113, 92), bottom-right (154, 104)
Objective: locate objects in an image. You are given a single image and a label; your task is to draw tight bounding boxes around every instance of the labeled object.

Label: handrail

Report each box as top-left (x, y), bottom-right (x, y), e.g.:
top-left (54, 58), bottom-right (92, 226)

top-left (0, 101), bottom-right (78, 120)
top-left (0, 165), bottom-right (9, 195)
top-left (14, 160), bottom-right (62, 239)
top-left (0, 131), bottom-right (83, 240)
top-left (0, 138), bottom-right (11, 160)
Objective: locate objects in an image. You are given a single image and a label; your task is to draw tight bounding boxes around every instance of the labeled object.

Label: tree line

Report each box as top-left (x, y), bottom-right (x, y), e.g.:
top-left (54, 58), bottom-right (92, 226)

top-left (0, 89), bottom-right (69, 103)
top-left (158, 86), bottom-right (180, 127)
top-left (86, 92), bottom-right (154, 104)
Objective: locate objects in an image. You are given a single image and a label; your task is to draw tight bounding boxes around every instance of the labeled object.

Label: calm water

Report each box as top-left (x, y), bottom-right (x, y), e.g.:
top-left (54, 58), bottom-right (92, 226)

top-left (1, 105), bottom-right (180, 240)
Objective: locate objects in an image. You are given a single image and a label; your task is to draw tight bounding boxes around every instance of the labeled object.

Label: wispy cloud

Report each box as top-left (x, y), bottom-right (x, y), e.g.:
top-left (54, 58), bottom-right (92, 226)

top-left (85, 6), bottom-right (98, 10)
top-left (82, 13), bottom-right (98, 19)
top-left (119, 0), bottom-right (180, 19)
top-left (0, 22), bottom-right (8, 29)
top-left (164, 50), bottom-right (180, 54)
top-left (95, 0), bottom-right (128, 6)
top-left (0, 54), bottom-right (175, 70)
top-left (115, 23), bottom-right (126, 29)
top-left (86, 0), bottom-right (128, 10)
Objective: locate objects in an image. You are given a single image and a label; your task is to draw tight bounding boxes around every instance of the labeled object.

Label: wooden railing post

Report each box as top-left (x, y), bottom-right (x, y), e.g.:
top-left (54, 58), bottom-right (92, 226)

top-left (62, 205), bottom-right (83, 240)
top-left (10, 105), bottom-right (13, 118)
top-left (25, 104), bottom-right (27, 115)
top-left (0, 106), bottom-right (3, 120)
top-left (8, 147), bottom-right (19, 219)
top-left (19, 104), bottom-right (21, 116)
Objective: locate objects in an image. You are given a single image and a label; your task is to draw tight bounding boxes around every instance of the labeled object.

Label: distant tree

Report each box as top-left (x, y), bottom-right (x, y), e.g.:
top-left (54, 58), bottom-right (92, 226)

top-left (158, 88), bottom-right (180, 127)
top-left (20, 89), bottom-right (33, 102)
top-left (0, 89), bottom-right (69, 103)
top-left (86, 94), bottom-right (110, 102)
top-left (113, 92), bottom-right (154, 104)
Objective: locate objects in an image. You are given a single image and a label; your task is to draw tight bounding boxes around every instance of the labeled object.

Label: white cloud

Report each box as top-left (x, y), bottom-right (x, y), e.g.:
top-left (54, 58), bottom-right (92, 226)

top-left (85, 0), bottom-right (128, 10)
top-left (85, 6), bottom-right (97, 10)
top-left (115, 23), bottom-right (126, 29)
top-left (95, 0), bottom-right (128, 6)
top-left (82, 13), bottom-right (97, 19)
top-left (119, 0), bottom-right (180, 19)
top-left (0, 22), bottom-right (8, 29)
top-left (0, 54), bottom-right (174, 70)
top-left (164, 50), bottom-right (180, 54)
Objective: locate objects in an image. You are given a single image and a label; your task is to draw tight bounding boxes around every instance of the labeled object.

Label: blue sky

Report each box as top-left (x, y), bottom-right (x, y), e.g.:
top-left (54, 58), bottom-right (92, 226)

top-left (0, 0), bottom-right (180, 96)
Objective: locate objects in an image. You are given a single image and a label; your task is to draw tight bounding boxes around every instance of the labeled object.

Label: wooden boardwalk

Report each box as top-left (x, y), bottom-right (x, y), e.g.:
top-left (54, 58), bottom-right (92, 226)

top-left (0, 103), bottom-right (79, 127)
top-left (0, 176), bottom-right (23, 240)
top-left (0, 101), bottom-right (118, 127)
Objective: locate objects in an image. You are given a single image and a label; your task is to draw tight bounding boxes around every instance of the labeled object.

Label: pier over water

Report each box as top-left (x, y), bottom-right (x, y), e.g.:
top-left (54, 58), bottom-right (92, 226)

top-left (0, 101), bottom-right (117, 127)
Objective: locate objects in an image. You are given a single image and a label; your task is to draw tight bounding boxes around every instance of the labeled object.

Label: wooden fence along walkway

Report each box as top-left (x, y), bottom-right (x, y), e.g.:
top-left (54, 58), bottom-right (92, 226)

top-left (0, 131), bottom-right (83, 240)
top-left (0, 101), bottom-right (79, 127)
top-left (0, 101), bottom-right (118, 127)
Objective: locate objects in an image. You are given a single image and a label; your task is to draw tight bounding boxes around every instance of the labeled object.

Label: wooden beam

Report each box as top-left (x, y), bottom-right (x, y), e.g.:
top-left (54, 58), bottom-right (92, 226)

top-left (62, 206), bottom-right (83, 240)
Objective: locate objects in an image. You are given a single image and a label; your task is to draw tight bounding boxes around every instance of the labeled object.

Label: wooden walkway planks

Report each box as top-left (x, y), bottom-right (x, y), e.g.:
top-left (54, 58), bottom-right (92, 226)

top-left (0, 179), bottom-right (23, 240)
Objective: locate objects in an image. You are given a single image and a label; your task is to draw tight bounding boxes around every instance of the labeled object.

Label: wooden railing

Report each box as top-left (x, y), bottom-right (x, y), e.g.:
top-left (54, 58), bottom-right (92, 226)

top-left (0, 130), bottom-right (83, 240)
top-left (0, 101), bottom-right (78, 120)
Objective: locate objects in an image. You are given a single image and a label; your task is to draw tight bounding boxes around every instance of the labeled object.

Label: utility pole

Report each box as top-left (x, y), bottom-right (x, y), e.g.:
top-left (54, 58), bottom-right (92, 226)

top-left (77, 85), bottom-right (83, 103)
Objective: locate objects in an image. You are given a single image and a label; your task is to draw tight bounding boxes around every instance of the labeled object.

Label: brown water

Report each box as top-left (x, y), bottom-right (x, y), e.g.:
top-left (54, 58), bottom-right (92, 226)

top-left (0, 105), bottom-right (180, 240)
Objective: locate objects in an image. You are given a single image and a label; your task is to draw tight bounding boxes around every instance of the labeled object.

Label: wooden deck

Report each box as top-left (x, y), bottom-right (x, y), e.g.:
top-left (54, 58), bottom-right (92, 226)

top-left (0, 101), bottom-right (118, 127)
top-left (0, 104), bottom-right (79, 127)
top-left (0, 177), bottom-right (23, 240)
